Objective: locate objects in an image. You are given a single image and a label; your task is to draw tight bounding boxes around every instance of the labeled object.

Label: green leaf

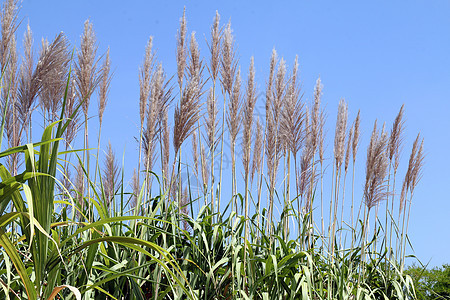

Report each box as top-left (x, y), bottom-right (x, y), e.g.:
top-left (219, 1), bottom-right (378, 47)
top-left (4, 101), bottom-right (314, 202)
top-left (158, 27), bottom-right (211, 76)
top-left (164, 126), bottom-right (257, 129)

top-left (0, 228), bottom-right (37, 300)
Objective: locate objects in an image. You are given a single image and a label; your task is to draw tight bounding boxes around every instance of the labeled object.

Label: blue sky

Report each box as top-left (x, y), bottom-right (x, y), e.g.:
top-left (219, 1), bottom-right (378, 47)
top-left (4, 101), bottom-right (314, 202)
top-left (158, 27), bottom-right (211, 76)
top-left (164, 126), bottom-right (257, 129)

top-left (18, 0), bottom-right (450, 267)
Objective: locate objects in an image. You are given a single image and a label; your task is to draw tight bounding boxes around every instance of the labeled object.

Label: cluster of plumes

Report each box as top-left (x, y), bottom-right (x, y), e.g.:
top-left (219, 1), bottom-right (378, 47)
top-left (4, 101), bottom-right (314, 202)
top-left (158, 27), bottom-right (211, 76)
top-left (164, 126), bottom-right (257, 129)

top-left (0, 1), bottom-right (114, 209)
top-left (136, 8), bottom-right (217, 202)
top-left (39, 37), bottom-right (70, 123)
top-left (142, 63), bottom-right (172, 172)
top-left (253, 49), bottom-right (327, 220)
top-left (173, 24), bottom-right (204, 155)
top-left (0, 7), bottom-right (76, 172)
top-left (1, 3), bottom-right (19, 173)
top-left (362, 104), bottom-right (415, 213)
top-left (17, 31), bottom-right (70, 130)
top-left (280, 57), bottom-right (303, 160)
top-left (253, 48), bottom-right (326, 216)
top-left (364, 121), bottom-right (389, 210)
top-left (130, 9), bottom-right (426, 245)
top-left (298, 78), bottom-right (325, 204)
top-left (138, 35), bottom-right (173, 188)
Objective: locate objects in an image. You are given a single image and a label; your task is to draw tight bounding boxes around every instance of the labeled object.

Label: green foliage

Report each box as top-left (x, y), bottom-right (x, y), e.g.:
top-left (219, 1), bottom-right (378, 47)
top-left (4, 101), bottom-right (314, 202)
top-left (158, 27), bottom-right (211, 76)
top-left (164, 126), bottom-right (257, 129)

top-left (406, 264), bottom-right (450, 299)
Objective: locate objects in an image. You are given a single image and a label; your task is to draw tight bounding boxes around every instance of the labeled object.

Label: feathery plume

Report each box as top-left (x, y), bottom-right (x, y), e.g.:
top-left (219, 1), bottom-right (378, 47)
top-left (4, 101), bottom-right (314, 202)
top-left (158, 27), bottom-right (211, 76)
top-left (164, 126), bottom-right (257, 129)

top-left (16, 24), bottom-right (33, 127)
top-left (176, 8), bottom-right (187, 90)
top-left (266, 49), bottom-right (277, 122)
top-left (389, 104), bottom-right (405, 172)
top-left (208, 11), bottom-right (221, 82)
top-left (2, 31), bottom-right (17, 102)
top-left (153, 63), bottom-right (173, 124)
top-left (220, 21), bottom-right (237, 95)
top-left (364, 121), bottom-right (389, 210)
top-left (411, 138), bottom-right (424, 194)
top-left (75, 19), bottom-right (98, 116)
top-left (64, 78), bottom-right (81, 148)
top-left (310, 77), bottom-right (322, 152)
top-left (139, 37), bottom-right (154, 127)
top-left (334, 99), bottom-right (348, 169)
top-left (345, 126), bottom-right (353, 173)
top-left (180, 186), bottom-right (191, 231)
top-left (192, 131), bottom-right (198, 174)
top-left (242, 57), bottom-right (256, 175)
top-left (131, 168), bottom-right (139, 209)
top-left (280, 56), bottom-right (303, 157)
top-left (227, 67), bottom-right (242, 146)
top-left (0, 0), bottom-right (19, 70)
top-left (187, 32), bottom-right (201, 80)
top-left (352, 110), bottom-right (361, 162)
top-left (103, 141), bottom-right (120, 207)
top-left (18, 32), bottom-right (69, 129)
top-left (265, 50), bottom-right (278, 202)
top-left (400, 134), bottom-right (423, 211)
top-left (39, 36), bottom-right (70, 122)
top-left (299, 108), bottom-right (313, 198)
top-left (251, 119), bottom-right (263, 183)
top-left (205, 87), bottom-right (219, 151)
top-left (75, 163), bottom-right (85, 219)
top-left (173, 86), bottom-right (199, 152)
top-left (4, 34), bottom-right (20, 174)
top-left (200, 145), bottom-right (209, 194)
top-left (162, 109), bottom-right (170, 187)
top-left (272, 57), bottom-right (286, 123)
top-left (173, 32), bottom-right (203, 155)
top-left (269, 56), bottom-right (286, 173)
top-left (143, 63), bottom-right (172, 174)
top-left (318, 111), bottom-right (325, 164)
top-left (98, 47), bottom-right (111, 125)
top-left (143, 67), bottom-right (161, 172)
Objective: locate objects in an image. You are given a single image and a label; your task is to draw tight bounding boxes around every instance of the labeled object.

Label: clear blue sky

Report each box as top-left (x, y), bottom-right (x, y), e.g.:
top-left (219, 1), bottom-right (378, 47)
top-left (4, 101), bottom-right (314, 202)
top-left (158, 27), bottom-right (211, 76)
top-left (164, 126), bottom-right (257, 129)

top-left (18, 0), bottom-right (450, 267)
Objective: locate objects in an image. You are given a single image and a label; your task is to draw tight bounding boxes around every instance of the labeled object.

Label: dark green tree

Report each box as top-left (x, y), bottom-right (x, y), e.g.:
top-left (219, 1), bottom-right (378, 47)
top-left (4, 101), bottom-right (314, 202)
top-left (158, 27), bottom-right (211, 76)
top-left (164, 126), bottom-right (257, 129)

top-left (407, 264), bottom-right (450, 299)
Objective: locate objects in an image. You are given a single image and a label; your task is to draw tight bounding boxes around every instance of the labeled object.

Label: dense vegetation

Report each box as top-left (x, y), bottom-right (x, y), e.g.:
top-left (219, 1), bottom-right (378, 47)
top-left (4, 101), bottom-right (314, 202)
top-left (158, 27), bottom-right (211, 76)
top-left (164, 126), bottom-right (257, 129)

top-left (406, 264), bottom-right (450, 299)
top-left (0, 1), bottom-right (425, 299)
